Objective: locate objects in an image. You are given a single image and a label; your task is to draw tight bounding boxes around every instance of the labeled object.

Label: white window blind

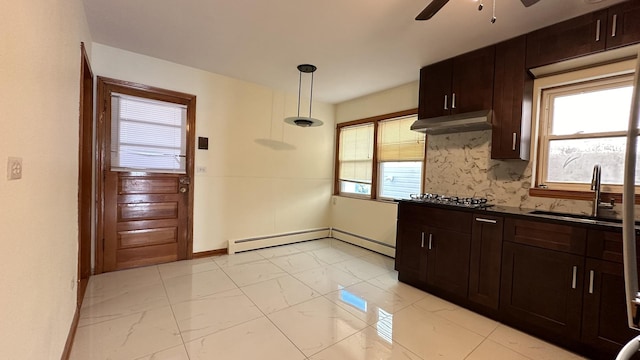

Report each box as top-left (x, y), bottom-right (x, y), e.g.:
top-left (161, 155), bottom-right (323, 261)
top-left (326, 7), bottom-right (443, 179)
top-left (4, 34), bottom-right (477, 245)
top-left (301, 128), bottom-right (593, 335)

top-left (377, 116), bottom-right (424, 162)
top-left (339, 123), bottom-right (374, 184)
top-left (111, 93), bottom-right (187, 173)
top-left (377, 116), bottom-right (425, 199)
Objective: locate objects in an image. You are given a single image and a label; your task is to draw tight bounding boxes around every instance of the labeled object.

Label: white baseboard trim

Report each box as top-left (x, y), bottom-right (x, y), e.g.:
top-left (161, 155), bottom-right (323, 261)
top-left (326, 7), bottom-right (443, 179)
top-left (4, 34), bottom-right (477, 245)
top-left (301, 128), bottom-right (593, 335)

top-left (227, 228), bottom-right (331, 254)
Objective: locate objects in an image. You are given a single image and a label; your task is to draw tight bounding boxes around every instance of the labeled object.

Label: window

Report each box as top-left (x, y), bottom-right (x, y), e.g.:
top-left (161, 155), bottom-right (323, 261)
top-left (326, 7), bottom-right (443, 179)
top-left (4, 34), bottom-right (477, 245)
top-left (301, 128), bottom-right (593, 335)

top-left (536, 72), bottom-right (638, 192)
top-left (338, 123), bottom-right (374, 196)
top-left (377, 116), bottom-right (424, 199)
top-left (336, 110), bottom-right (425, 200)
top-left (111, 93), bottom-right (187, 173)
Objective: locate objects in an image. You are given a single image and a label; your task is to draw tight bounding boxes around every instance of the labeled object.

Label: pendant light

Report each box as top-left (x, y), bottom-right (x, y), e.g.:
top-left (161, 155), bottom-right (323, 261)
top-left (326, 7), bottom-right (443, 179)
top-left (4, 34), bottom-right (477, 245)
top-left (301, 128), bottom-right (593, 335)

top-left (284, 64), bottom-right (323, 127)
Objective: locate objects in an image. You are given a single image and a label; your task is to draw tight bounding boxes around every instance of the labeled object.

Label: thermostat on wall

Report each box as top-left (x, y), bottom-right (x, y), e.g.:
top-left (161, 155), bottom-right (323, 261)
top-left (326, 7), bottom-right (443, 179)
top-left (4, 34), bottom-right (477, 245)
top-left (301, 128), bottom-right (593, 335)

top-left (198, 137), bottom-right (208, 150)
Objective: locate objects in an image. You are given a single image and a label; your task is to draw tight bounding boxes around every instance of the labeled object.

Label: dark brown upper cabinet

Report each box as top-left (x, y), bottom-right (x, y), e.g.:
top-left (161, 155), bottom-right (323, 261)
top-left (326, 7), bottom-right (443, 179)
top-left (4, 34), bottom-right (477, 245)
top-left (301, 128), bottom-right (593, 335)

top-left (526, 0), bottom-right (640, 69)
top-left (491, 36), bottom-right (532, 160)
top-left (418, 46), bottom-right (495, 120)
top-left (605, 0), bottom-right (640, 50)
top-left (526, 10), bottom-right (608, 69)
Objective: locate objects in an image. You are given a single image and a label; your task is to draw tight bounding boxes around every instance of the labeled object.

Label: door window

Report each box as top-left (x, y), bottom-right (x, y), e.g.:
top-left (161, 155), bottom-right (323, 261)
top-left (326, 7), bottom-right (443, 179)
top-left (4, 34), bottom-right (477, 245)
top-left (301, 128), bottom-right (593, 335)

top-left (111, 93), bottom-right (187, 173)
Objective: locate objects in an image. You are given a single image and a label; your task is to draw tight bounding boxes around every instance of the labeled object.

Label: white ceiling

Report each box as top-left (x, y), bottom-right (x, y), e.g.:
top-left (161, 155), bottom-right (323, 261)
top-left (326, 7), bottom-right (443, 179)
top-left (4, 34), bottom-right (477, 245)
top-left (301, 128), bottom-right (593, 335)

top-left (82, 0), bottom-right (627, 104)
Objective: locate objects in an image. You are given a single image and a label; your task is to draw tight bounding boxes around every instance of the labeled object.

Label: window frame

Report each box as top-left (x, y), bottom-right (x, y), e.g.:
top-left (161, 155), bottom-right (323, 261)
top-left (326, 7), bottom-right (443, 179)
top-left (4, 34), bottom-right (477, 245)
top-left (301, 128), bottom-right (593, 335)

top-left (334, 109), bottom-right (425, 201)
top-left (530, 59), bottom-right (640, 204)
top-left (537, 75), bottom-right (633, 193)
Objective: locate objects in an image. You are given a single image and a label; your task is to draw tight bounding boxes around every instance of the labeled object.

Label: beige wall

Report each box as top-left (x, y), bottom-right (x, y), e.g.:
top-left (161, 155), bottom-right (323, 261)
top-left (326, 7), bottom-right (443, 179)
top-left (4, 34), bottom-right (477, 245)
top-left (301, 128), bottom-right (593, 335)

top-left (332, 82), bottom-right (420, 254)
top-left (0, 1), bottom-right (92, 358)
top-left (91, 44), bottom-right (335, 252)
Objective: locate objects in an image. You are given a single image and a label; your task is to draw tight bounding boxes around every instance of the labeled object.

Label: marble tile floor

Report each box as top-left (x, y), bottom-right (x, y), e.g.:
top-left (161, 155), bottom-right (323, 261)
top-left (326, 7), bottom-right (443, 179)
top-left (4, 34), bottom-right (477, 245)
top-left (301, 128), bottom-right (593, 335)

top-left (70, 238), bottom-right (585, 360)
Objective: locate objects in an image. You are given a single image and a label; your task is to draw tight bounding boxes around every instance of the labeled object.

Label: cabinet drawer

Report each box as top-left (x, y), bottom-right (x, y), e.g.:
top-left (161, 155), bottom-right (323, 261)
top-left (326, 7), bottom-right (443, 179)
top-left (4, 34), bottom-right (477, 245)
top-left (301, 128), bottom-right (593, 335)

top-left (586, 228), bottom-right (640, 263)
top-left (504, 218), bottom-right (586, 255)
top-left (398, 203), bottom-right (472, 233)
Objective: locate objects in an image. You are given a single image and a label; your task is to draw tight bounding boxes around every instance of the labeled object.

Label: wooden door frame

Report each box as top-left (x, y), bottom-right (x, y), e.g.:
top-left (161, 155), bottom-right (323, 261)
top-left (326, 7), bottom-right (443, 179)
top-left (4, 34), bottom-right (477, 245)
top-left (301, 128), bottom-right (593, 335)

top-left (95, 76), bottom-right (196, 274)
top-left (77, 42), bottom-right (93, 305)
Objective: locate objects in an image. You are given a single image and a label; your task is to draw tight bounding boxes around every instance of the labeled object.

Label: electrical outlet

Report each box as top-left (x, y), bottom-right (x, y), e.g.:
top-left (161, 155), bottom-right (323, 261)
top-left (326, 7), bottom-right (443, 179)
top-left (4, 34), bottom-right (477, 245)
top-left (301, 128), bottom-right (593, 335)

top-left (196, 166), bottom-right (207, 174)
top-left (7, 157), bottom-right (22, 180)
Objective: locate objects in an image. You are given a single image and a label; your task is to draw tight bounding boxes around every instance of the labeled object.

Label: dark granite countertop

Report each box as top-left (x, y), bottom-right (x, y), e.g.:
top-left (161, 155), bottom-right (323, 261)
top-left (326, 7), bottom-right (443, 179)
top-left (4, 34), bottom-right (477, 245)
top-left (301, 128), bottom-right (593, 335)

top-left (397, 200), bottom-right (638, 232)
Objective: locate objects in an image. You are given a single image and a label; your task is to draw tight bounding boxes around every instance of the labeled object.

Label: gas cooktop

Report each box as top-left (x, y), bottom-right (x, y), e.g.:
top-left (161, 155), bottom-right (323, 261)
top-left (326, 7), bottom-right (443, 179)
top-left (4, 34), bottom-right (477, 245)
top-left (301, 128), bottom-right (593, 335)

top-left (408, 193), bottom-right (493, 209)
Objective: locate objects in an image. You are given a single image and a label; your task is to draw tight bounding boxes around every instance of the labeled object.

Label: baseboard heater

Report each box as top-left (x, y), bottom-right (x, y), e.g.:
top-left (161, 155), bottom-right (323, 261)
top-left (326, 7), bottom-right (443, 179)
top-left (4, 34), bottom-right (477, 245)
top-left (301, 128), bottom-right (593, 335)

top-left (331, 228), bottom-right (396, 258)
top-left (227, 227), bottom-right (396, 258)
top-left (227, 228), bottom-right (331, 254)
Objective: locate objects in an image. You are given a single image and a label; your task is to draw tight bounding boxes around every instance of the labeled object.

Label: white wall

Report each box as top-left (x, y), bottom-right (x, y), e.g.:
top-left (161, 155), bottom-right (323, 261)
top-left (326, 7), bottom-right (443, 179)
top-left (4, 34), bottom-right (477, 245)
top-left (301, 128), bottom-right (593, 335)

top-left (91, 44), bottom-right (335, 252)
top-left (332, 82), bottom-right (420, 255)
top-left (0, 1), bottom-right (92, 358)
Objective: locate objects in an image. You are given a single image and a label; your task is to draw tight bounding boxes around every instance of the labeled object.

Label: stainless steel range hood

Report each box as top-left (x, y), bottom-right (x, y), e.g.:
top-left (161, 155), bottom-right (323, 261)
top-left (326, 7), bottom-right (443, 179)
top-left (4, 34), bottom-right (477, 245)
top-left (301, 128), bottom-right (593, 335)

top-left (410, 110), bottom-right (493, 135)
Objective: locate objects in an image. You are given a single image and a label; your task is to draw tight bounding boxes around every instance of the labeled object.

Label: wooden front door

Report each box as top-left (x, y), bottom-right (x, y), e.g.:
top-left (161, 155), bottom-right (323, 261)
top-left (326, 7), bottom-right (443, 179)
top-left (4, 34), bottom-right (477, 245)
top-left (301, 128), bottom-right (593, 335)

top-left (96, 77), bottom-right (196, 273)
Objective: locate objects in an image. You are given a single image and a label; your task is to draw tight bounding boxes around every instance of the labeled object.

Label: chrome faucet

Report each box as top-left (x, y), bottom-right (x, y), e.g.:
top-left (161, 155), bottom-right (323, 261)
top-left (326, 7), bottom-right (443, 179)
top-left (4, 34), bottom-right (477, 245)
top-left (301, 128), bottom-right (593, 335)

top-left (590, 164), bottom-right (614, 217)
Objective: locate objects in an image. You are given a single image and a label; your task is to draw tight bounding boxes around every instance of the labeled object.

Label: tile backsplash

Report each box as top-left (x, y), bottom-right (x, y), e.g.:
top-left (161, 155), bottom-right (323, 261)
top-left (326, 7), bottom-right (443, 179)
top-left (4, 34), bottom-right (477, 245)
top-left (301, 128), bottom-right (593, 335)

top-left (424, 130), bottom-right (628, 218)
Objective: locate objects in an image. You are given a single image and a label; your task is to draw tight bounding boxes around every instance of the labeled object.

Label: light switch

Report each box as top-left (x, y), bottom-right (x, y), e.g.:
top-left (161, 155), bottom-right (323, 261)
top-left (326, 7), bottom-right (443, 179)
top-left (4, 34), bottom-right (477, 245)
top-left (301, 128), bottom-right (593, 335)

top-left (196, 166), bottom-right (207, 174)
top-left (7, 157), bottom-right (22, 180)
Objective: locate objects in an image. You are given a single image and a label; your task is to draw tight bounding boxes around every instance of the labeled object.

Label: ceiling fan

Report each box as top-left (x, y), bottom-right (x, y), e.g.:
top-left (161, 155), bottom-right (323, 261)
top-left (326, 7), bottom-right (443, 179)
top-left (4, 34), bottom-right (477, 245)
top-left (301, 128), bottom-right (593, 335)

top-left (416, 0), bottom-right (541, 21)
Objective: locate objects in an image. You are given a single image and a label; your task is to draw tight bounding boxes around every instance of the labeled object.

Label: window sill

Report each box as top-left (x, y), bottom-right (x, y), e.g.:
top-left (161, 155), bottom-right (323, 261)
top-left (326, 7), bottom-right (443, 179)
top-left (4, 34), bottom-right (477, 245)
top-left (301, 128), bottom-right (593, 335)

top-left (529, 188), bottom-right (640, 204)
top-left (334, 194), bottom-right (400, 205)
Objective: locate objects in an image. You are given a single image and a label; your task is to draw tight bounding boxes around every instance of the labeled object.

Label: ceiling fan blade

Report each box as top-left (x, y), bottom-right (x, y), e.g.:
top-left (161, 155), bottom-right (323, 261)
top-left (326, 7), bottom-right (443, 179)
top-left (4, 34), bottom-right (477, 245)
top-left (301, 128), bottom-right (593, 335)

top-left (415, 0), bottom-right (450, 21)
top-left (520, 0), bottom-right (541, 7)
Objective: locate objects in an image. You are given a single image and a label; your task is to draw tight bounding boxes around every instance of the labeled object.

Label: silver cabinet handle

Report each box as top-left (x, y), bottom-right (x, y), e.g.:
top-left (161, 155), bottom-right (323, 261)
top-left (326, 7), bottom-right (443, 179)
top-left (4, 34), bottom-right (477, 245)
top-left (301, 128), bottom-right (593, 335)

top-left (572, 266), bottom-right (578, 289)
top-left (512, 132), bottom-right (517, 151)
top-left (589, 270), bottom-right (595, 294)
top-left (444, 95), bottom-right (448, 110)
top-left (428, 233), bottom-right (433, 250)
top-left (612, 14), bottom-right (618, 37)
top-left (452, 93), bottom-right (456, 109)
top-left (596, 19), bottom-right (601, 42)
top-left (475, 218), bottom-right (497, 224)
top-left (421, 232), bottom-right (425, 248)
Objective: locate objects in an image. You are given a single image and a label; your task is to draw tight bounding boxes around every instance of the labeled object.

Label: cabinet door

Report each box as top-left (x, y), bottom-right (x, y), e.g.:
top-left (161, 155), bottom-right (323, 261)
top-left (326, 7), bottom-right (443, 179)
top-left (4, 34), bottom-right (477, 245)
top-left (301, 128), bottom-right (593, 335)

top-left (605, 0), bottom-right (640, 50)
top-left (451, 46), bottom-right (495, 115)
top-left (396, 221), bottom-right (428, 284)
top-left (426, 227), bottom-right (471, 298)
top-left (582, 259), bottom-right (640, 359)
top-left (500, 242), bottom-right (584, 341)
top-left (418, 60), bottom-right (452, 119)
top-left (526, 10), bottom-right (607, 69)
top-left (491, 36), bottom-right (532, 160)
top-left (469, 214), bottom-right (503, 310)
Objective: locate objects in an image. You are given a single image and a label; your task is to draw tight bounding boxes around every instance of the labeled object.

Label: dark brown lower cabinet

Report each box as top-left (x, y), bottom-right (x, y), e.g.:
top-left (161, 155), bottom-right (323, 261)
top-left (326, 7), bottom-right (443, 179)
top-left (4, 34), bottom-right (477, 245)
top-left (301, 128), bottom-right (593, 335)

top-left (469, 214), bottom-right (503, 310)
top-left (426, 226), bottom-right (471, 299)
top-left (582, 258), bottom-right (640, 359)
top-left (395, 221), bottom-right (428, 284)
top-left (396, 202), bottom-right (640, 359)
top-left (500, 242), bottom-right (584, 342)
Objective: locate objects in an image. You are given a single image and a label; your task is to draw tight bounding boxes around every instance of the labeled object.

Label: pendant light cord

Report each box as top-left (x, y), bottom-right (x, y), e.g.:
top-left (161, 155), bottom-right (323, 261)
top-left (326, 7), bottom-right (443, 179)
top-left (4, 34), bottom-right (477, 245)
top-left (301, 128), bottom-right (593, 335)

top-left (296, 71), bottom-right (302, 117)
top-left (309, 72), bottom-right (314, 118)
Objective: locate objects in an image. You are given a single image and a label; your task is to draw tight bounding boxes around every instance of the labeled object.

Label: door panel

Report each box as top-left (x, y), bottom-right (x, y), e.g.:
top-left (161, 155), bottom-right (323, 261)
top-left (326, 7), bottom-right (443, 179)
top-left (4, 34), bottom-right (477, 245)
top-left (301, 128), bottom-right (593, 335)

top-left (105, 173), bottom-right (189, 271)
top-left (97, 77), bottom-right (195, 273)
